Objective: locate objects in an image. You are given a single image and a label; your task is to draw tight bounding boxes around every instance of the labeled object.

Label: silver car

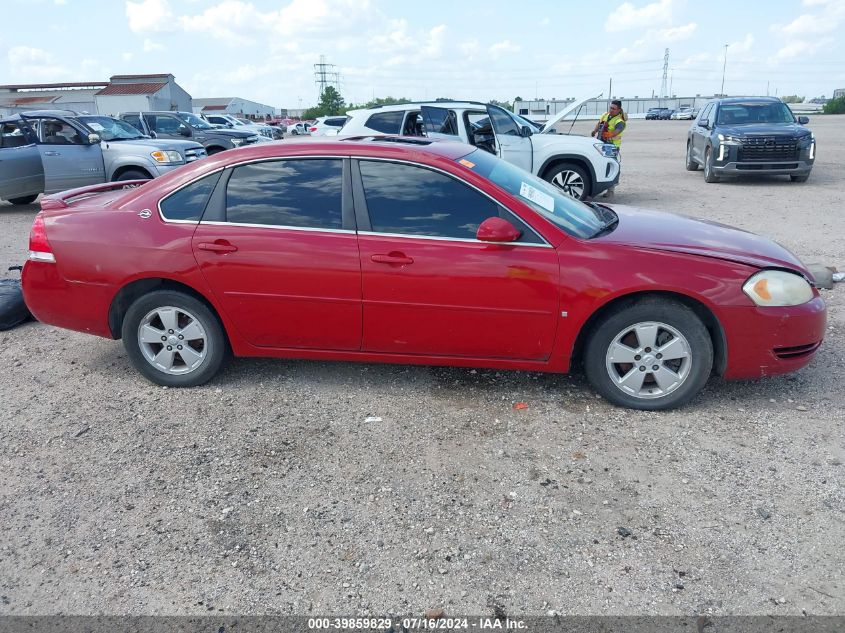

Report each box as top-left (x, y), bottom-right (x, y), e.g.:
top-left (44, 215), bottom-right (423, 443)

top-left (0, 110), bottom-right (206, 205)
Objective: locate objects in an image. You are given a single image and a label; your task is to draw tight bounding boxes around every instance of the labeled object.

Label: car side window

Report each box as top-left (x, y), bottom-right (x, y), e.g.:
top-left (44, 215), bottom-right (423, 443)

top-left (365, 111), bottom-right (404, 134)
top-left (421, 108), bottom-right (459, 138)
top-left (359, 160), bottom-right (500, 240)
top-left (123, 114), bottom-right (144, 133)
top-left (160, 172), bottom-right (221, 222)
top-left (488, 106), bottom-right (520, 136)
top-left (0, 121), bottom-right (32, 148)
top-left (149, 115), bottom-right (183, 134)
top-left (699, 104), bottom-right (713, 122)
top-left (225, 159), bottom-right (343, 229)
top-left (37, 118), bottom-right (83, 145)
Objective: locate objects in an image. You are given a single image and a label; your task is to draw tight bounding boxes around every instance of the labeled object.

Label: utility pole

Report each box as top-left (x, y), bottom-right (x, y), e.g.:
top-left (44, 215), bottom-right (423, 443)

top-left (313, 55), bottom-right (340, 99)
top-left (720, 44), bottom-right (729, 96)
top-left (669, 68), bottom-right (674, 98)
top-left (660, 48), bottom-right (669, 98)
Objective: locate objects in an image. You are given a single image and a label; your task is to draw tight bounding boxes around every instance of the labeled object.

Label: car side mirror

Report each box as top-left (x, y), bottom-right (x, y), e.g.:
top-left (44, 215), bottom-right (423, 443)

top-left (87, 133), bottom-right (101, 144)
top-left (798, 115), bottom-right (809, 125)
top-left (477, 217), bottom-right (521, 243)
top-left (520, 125), bottom-right (533, 137)
top-left (179, 127), bottom-right (191, 137)
top-left (149, 131), bottom-right (157, 138)
top-left (699, 118), bottom-right (710, 129)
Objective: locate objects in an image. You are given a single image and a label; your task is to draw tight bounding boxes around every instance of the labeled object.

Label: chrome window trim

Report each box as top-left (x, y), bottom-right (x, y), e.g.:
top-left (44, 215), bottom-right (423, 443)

top-left (356, 230), bottom-right (552, 248)
top-left (198, 220), bottom-right (354, 235)
top-left (355, 156), bottom-right (551, 247)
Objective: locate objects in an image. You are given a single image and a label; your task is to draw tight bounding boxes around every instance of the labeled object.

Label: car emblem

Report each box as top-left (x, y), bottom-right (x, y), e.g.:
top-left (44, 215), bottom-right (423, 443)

top-left (138, 209), bottom-right (152, 219)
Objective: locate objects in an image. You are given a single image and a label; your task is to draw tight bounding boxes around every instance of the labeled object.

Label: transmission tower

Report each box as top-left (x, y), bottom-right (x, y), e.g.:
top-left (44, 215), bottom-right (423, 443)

top-left (660, 48), bottom-right (670, 98)
top-left (314, 55), bottom-right (341, 98)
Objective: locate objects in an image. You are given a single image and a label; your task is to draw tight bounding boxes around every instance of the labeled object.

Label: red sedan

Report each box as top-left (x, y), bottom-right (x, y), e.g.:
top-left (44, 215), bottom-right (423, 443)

top-left (22, 138), bottom-right (826, 410)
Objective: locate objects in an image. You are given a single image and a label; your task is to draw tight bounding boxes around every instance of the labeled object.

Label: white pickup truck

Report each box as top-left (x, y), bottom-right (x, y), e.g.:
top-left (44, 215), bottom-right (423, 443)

top-left (340, 99), bottom-right (619, 200)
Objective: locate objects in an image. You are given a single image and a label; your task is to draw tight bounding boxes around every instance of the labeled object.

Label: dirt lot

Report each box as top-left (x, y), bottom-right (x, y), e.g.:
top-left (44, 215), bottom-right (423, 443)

top-left (1, 118), bottom-right (843, 617)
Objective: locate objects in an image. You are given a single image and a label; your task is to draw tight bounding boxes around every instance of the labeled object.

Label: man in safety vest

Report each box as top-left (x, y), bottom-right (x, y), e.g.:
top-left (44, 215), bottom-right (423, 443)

top-left (591, 99), bottom-right (626, 197)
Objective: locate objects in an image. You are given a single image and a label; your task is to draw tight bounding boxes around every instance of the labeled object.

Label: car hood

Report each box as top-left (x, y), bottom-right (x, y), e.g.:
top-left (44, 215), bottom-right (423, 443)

top-left (106, 138), bottom-right (204, 151)
top-left (208, 129), bottom-right (255, 138)
top-left (540, 91), bottom-right (603, 133)
top-left (595, 205), bottom-right (809, 275)
top-left (717, 123), bottom-right (811, 137)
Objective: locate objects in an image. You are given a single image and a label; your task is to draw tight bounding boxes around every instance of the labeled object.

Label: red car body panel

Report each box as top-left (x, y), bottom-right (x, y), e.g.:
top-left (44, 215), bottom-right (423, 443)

top-left (22, 139), bottom-right (826, 382)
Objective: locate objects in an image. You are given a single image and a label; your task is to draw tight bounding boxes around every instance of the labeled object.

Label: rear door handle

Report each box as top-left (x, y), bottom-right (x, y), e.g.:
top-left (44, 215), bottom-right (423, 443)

top-left (371, 253), bottom-right (414, 265)
top-left (43, 151), bottom-right (60, 156)
top-left (198, 240), bottom-right (238, 253)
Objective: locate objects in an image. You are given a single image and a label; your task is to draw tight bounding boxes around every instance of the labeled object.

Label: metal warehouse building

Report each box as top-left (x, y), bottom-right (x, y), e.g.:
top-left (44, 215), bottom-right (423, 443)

top-left (0, 74), bottom-right (192, 117)
top-left (193, 97), bottom-right (276, 120)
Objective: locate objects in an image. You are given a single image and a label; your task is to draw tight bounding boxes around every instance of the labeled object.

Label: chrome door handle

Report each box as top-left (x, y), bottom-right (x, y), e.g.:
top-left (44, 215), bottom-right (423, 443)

top-left (43, 151), bottom-right (60, 156)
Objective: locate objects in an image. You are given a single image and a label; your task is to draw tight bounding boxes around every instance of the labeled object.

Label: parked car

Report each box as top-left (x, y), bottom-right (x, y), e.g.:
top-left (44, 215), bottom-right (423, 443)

top-left (686, 96), bottom-right (815, 183)
top-left (22, 137), bottom-right (825, 410)
top-left (671, 107), bottom-right (695, 120)
top-left (658, 109), bottom-right (675, 120)
top-left (0, 110), bottom-right (206, 206)
top-left (340, 98), bottom-right (619, 200)
top-left (309, 116), bottom-right (348, 136)
top-left (121, 111), bottom-right (260, 155)
top-left (287, 122), bottom-right (310, 136)
top-left (201, 114), bottom-right (279, 141)
top-left (645, 108), bottom-right (669, 120)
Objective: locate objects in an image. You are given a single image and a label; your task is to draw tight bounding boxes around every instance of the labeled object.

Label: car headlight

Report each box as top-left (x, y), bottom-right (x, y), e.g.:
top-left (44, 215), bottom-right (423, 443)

top-left (247, 135), bottom-right (259, 142)
top-left (742, 270), bottom-right (814, 307)
top-left (150, 150), bottom-right (183, 163)
top-left (594, 143), bottom-right (618, 158)
top-left (717, 133), bottom-right (739, 143)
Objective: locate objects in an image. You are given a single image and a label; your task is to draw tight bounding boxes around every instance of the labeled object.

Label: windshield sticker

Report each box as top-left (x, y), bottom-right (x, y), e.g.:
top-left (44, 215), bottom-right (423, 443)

top-left (458, 158), bottom-right (476, 168)
top-left (87, 122), bottom-right (105, 131)
top-left (519, 182), bottom-right (554, 212)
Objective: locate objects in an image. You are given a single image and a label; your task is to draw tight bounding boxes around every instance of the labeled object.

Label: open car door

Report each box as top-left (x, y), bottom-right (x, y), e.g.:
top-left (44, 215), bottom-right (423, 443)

top-left (420, 106), bottom-right (462, 141)
top-left (22, 114), bottom-right (105, 194)
top-left (486, 104), bottom-right (533, 173)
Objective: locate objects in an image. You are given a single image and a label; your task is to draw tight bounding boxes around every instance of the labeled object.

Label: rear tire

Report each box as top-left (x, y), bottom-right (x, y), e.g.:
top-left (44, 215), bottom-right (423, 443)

top-left (8, 194), bottom-right (38, 205)
top-left (121, 290), bottom-right (228, 387)
top-left (790, 174), bottom-right (809, 183)
top-left (545, 162), bottom-right (591, 200)
top-left (206, 146), bottom-right (225, 155)
top-left (703, 146), bottom-right (720, 183)
top-left (583, 298), bottom-right (713, 410)
top-left (685, 142), bottom-right (699, 171)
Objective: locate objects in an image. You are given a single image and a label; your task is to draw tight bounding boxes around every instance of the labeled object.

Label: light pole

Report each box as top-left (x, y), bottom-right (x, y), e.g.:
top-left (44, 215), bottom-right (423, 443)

top-left (720, 44), bottom-right (729, 96)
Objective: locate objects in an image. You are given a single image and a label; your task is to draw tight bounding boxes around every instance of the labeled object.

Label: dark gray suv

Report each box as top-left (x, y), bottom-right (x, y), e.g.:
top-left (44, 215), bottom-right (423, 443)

top-left (686, 97), bottom-right (815, 183)
top-left (121, 111), bottom-right (260, 155)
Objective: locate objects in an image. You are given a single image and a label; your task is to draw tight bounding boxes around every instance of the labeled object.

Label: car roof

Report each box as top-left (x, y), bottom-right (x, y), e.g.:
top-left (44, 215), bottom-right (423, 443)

top-left (713, 96), bottom-right (781, 104)
top-left (347, 101), bottom-right (489, 116)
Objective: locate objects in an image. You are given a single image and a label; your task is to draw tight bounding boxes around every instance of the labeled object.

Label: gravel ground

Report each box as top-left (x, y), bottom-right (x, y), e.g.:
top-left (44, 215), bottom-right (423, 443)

top-left (0, 118), bottom-right (843, 617)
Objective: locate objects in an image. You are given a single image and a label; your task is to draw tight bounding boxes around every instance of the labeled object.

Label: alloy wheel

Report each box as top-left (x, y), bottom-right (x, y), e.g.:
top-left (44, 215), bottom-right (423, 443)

top-left (137, 305), bottom-right (208, 375)
top-left (551, 169), bottom-right (585, 199)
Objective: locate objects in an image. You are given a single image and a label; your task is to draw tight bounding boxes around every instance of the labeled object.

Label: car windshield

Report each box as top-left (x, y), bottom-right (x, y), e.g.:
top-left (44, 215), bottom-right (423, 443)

top-left (457, 149), bottom-right (605, 239)
top-left (716, 102), bottom-right (796, 125)
top-left (180, 112), bottom-right (215, 130)
top-left (77, 115), bottom-right (144, 141)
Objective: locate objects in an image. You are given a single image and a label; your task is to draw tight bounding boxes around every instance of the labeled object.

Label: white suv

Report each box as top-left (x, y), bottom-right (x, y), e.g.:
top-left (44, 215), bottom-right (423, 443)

top-left (340, 100), bottom-right (619, 199)
top-left (309, 116), bottom-right (348, 136)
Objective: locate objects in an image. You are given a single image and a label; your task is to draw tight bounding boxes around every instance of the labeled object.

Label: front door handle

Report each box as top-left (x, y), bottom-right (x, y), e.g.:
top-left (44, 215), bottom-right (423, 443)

top-left (43, 151), bottom-right (60, 157)
top-left (198, 240), bottom-right (238, 253)
top-left (371, 253), bottom-right (414, 265)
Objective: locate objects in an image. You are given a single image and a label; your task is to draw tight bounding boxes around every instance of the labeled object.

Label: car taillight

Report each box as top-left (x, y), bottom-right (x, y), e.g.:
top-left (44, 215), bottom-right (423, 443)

top-left (28, 213), bottom-right (56, 263)
top-left (309, 127), bottom-right (317, 132)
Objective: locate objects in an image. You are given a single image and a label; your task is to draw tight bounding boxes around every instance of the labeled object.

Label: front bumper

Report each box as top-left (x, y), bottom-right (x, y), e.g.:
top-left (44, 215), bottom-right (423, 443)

top-left (721, 295), bottom-right (827, 380)
top-left (712, 141), bottom-right (815, 176)
top-left (591, 157), bottom-right (621, 196)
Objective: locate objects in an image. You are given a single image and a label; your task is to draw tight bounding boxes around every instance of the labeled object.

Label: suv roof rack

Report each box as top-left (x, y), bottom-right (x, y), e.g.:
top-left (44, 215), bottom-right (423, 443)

top-left (361, 100), bottom-right (489, 110)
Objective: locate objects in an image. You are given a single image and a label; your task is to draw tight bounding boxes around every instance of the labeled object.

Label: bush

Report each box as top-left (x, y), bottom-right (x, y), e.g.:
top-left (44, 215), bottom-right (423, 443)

top-left (823, 96), bottom-right (845, 114)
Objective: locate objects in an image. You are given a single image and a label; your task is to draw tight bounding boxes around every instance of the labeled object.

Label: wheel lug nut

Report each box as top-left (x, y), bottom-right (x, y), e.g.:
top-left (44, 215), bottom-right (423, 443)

top-left (168, 329), bottom-right (174, 334)
top-left (656, 353), bottom-right (662, 359)
top-left (652, 365), bottom-right (659, 371)
top-left (645, 347), bottom-right (652, 353)
top-left (161, 336), bottom-right (167, 341)
top-left (177, 345), bottom-right (183, 350)
top-left (178, 335), bottom-right (184, 340)
top-left (634, 355), bottom-right (641, 361)
top-left (639, 366), bottom-right (646, 371)
top-left (166, 346), bottom-right (172, 351)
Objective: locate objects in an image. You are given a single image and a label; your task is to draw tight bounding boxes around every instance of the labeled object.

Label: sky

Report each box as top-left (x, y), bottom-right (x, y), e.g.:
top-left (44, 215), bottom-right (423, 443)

top-left (1, 0), bottom-right (843, 110)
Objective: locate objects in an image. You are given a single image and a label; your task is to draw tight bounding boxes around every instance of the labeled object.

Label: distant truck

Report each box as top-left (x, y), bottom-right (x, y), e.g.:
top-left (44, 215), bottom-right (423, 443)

top-left (0, 110), bottom-right (206, 205)
top-left (120, 111), bottom-right (260, 155)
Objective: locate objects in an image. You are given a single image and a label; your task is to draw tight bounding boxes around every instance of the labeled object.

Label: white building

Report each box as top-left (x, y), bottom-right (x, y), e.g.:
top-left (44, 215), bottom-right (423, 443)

top-left (193, 97), bottom-right (276, 120)
top-left (0, 74), bottom-right (192, 117)
top-left (514, 96), bottom-right (717, 124)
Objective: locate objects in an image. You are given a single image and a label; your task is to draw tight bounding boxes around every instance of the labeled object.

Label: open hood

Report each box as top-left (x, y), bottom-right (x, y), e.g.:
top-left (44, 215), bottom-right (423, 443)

top-left (541, 91), bottom-right (603, 134)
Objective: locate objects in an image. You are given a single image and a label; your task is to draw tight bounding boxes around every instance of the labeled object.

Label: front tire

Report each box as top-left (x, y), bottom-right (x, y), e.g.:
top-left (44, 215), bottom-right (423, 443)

top-left (121, 290), bottom-right (228, 387)
top-left (685, 142), bottom-right (699, 171)
top-left (545, 162), bottom-right (591, 200)
top-left (115, 169), bottom-right (151, 183)
top-left (8, 194), bottom-right (38, 205)
top-left (583, 298), bottom-right (713, 410)
top-left (703, 146), bottom-right (720, 183)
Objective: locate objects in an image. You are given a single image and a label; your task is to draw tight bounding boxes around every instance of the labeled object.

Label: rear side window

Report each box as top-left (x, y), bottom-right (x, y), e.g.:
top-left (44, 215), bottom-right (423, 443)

top-left (160, 172), bottom-right (221, 222)
top-left (123, 114), bottom-right (143, 133)
top-left (365, 111), bottom-right (404, 134)
top-left (325, 117), bottom-right (348, 127)
top-left (422, 109), bottom-right (459, 137)
top-left (0, 121), bottom-right (32, 148)
top-left (225, 159), bottom-right (343, 229)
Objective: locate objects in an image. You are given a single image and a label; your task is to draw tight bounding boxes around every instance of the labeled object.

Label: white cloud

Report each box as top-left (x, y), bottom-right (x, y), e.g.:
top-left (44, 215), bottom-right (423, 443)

top-left (729, 33), bottom-right (754, 54)
top-left (8, 46), bottom-right (55, 65)
top-left (143, 38), bottom-right (165, 52)
top-left (657, 21), bottom-right (697, 41)
top-left (605, 0), bottom-right (676, 33)
top-left (775, 13), bottom-right (839, 35)
top-left (488, 39), bottom-right (520, 59)
top-left (54, 0), bottom-right (67, 5)
top-left (122, 52), bottom-right (135, 62)
top-left (459, 39), bottom-right (480, 58)
top-left (422, 25), bottom-right (446, 57)
top-left (775, 36), bottom-right (833, 60)
top-left (125, 0), bottom-right (174, 33)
